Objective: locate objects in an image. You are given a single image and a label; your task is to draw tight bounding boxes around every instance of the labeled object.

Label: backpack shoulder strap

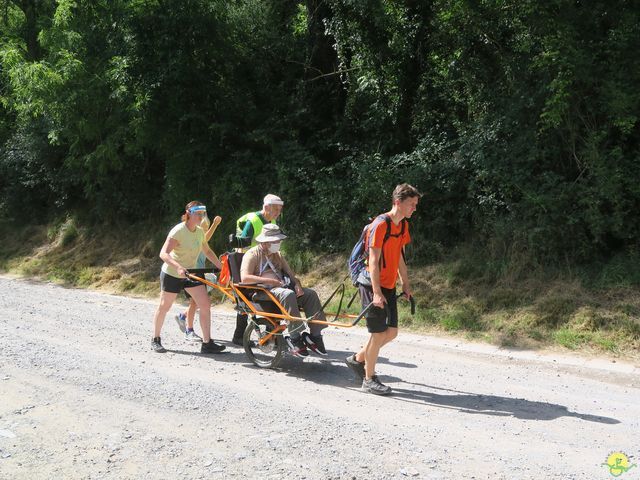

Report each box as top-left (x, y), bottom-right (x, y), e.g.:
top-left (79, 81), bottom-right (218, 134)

top-left (380, 215), bottom-right (407, 268)
top-left (375, 215), bottom-right (392, 269)
top-left (400, 219), bottom-right (408, 264)
top-left (364, 215), bottom-right (384, 249)
top-left (382, 215), bottom-right (392, 242)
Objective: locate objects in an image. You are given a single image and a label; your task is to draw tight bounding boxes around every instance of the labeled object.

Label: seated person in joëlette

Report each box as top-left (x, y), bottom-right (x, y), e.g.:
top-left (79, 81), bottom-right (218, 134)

top-left (239, 224), bottom-right (328, 357)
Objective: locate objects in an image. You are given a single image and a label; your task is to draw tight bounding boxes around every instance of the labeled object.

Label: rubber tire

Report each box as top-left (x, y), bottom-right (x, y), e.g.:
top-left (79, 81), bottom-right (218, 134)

top-left (243, 318), bottom-right (284, 369)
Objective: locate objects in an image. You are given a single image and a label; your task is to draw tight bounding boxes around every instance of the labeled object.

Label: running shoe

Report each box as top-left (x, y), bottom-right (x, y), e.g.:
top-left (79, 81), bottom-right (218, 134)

top-left (151, 337), bottom-right (166, 353)
top-left (285, 336), bottom-right (309, 357)
top-left (362, 376), bottom-right (391, 395)
top-left (201, 340), bottom-right (226, 354)
top-left (345, 354), bottom-right (365, 379)
top-left (174, 313), bottom-right (186, 333)
top-left (302, 332), bottom-right (328, 356)
top-left (185, 330), bottom-right (202, 343)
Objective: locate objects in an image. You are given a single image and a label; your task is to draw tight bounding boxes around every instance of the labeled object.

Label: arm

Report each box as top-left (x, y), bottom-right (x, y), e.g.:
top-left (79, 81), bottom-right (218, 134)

top-left (238, 220), bottom-right (253, 241)
top-left (240, 254), bottom-right (282, 287)
top-left (202, 242), bottom-right (222, 270)
top-left (280, 255), bottom-right (304, 297)
top-left (205, 215), bottom-right (222, 242)
top-left (240, 272), bottom-right (282, 287)
top-left (159, 237), bottom-right (186, 277)
top-left (368, 247), bottom-right (386, 308)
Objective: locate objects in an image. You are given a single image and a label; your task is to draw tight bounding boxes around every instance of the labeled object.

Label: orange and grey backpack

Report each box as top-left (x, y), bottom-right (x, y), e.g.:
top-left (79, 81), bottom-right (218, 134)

top-left (348, 214), bottom-right (406, 287)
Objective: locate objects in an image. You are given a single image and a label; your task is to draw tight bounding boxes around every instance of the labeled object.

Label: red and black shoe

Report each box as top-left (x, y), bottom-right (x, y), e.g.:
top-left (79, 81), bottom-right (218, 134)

top-left (285, 336), bottom-right (309, 357)
top-left (302, 332), bottom-right (328, 356)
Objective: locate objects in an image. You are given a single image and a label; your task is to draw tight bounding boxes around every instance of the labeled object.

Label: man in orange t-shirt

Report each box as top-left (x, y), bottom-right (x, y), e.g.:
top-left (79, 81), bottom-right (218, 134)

top-left (345, 183), bottom-right (421, 395)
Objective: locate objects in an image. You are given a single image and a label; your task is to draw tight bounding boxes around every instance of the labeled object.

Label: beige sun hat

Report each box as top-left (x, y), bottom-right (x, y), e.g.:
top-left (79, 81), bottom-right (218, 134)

top-left (255, 224), bottom-right (287, 243)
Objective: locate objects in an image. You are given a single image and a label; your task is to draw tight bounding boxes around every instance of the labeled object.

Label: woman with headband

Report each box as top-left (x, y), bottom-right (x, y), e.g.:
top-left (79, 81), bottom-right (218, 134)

top-left (175, 212), bottom-right (222, 342)
top-left (151, 200), bottom-right (225, 354)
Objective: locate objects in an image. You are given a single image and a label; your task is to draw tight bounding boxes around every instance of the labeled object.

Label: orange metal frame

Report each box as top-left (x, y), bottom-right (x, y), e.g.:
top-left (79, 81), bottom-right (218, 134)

top-left (186, 273), bottom-right (367, 346)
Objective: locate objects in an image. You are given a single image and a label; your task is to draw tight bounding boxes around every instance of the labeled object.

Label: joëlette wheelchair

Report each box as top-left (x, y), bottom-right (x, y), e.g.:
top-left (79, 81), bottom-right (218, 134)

top-left (186, 252), bottom-right (367, 368)
top-left (187, 252), bottom-right (415, 369)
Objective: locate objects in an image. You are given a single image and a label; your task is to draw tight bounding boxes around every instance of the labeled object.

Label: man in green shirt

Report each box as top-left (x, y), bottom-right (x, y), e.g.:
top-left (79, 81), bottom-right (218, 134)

top-left (231, 193), bottom-right (284, 345)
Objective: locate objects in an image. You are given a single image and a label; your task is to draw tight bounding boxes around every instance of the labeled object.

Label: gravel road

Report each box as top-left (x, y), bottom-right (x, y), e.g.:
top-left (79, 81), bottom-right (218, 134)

top-left (0, 275), bottom-right (638, 480)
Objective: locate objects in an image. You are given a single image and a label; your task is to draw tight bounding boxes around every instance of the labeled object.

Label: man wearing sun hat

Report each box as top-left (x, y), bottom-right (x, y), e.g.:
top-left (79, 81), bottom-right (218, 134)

top-left (240, 223), bottom-right (328, 357)
top-left (231, 193), bottom-right (285, 345)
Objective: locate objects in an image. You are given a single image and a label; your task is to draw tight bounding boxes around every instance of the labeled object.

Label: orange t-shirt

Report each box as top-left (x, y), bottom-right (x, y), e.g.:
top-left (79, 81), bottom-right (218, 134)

top-left (366, 216), bottom-right (411, 289)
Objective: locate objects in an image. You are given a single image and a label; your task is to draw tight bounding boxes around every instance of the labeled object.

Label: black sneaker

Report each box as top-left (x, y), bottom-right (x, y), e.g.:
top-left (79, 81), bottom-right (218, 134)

top-left (345, 354), bottom-right (365, 379)
top-left (286, 336), bottom-right (309, 357)
top-left (302, 332), bottom-right (327, 356)
top-left (362, 376), bottom-right (392, 395)
top-left (201, 340), bottom-right (226, 354)
top-left (151, 337), bottom-right (166, 353)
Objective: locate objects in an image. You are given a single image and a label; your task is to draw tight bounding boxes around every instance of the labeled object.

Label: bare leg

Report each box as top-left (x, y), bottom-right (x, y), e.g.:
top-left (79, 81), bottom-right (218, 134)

top-left (361, 332), bottom-right (383, 379)
top-left (186, 299), bottom-right (197, 330)
top-left (355, 336), bottom-right (372, 364)
top-left (153, 291), bottom-right (178, 338)
top-left (185, 285), bottom-right (211, 343)
top-left (355, 327), bottom-right (398, 377)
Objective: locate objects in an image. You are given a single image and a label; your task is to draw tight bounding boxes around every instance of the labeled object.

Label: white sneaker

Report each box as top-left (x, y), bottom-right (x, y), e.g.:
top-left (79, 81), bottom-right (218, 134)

top-left (185, 330), bottom-right (202, 343)
top-left (174, 313), bottom-right (186, 333)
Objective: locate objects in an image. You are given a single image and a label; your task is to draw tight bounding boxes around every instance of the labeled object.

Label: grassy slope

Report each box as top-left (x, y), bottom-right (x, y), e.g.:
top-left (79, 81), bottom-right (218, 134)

top-left (2, 220), bottom-right (639, 358)
top-left (0, 220), bottom-right (163, 296)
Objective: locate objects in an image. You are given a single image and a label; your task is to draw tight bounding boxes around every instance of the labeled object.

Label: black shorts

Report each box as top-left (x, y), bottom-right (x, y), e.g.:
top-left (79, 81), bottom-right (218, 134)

top-left (179, 268), bottom-right (214, 298)
top-left (160, 271), bottom-right (203, 294)
top-left (359, 285), bottom-right (398, 333)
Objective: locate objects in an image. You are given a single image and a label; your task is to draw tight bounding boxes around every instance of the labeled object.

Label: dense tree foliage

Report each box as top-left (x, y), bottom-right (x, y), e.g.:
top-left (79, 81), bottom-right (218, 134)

top-left (1, 0), bottom-right (638, 262)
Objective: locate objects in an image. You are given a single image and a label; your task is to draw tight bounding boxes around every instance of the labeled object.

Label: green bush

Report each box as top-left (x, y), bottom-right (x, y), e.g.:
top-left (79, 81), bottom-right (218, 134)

top-left (0, 0), bottom-right (639, 267)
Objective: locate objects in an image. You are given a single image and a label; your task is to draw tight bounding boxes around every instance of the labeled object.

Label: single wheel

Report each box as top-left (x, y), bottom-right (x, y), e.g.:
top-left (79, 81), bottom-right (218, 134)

top-left (243, 317), bottom-right (284, 368)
